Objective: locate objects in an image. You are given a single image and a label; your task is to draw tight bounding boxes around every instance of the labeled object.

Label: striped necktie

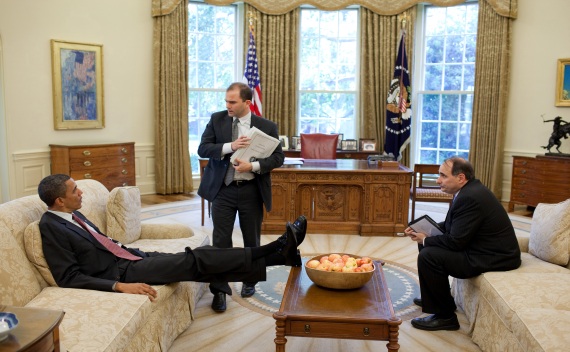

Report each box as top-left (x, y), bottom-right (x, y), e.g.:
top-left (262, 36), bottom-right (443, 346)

top-left (72, 213), bottom-right (142, 261)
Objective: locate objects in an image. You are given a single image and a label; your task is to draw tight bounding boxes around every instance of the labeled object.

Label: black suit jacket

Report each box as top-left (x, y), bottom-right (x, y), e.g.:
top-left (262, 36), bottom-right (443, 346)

top-left (40, 211), bottom-right (145, 291)
top-left (426, 179), bottom-right (521, 273)
top-left (197, 111), bottom-right (284, 211)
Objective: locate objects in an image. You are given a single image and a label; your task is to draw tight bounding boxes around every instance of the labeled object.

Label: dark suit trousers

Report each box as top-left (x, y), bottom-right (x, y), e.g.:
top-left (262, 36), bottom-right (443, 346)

top-left (209, 181), bottom-right (263, 294)
top-left (417, 245), bottom-right (480, 315)
top-left (120, 246), bottom-right (266, 287)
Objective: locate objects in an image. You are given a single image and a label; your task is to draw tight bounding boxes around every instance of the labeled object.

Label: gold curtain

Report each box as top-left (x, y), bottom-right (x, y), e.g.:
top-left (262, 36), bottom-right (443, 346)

top-left (206, 0), bottom-right (516, 18)
top-left (360, 8), bottom-right (416, 167)
top-left (244, 5), bottom-right (299, 136)
top-left (468, 0), bottom-right (513, 197)
top-left (152, 0), bottom-right (193, 194)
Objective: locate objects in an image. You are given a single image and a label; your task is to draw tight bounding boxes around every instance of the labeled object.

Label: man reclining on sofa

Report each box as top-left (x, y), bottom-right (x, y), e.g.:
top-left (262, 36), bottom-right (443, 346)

top-left (37, 174), bottom-right (307, 301)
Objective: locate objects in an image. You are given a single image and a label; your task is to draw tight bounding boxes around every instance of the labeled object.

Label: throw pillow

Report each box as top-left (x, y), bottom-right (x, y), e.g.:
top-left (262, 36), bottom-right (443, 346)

top-left (528, 199), bottom-right (570, 266)
top-left (23, 221), bottom-right (58, 286)
top-left (106, 186), bottom-right (141, 245)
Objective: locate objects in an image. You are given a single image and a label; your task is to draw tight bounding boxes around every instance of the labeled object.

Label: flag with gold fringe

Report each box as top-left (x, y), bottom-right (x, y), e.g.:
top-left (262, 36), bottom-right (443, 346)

top-left (384, 31), bottom-right (412, 161)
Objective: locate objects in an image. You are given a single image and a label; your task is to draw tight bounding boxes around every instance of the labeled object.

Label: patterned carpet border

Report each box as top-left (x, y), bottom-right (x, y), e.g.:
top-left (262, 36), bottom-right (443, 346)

top-left (231, 257), bottom-right (422, 321)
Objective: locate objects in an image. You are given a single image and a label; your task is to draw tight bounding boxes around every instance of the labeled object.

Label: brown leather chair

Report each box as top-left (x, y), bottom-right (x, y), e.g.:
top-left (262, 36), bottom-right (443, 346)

top-left (199, 158), bottom-right (211, 226)
top-left (410, 164), bottom-right (454, 220)
top-left (300, 133), bottom-right (339, 159)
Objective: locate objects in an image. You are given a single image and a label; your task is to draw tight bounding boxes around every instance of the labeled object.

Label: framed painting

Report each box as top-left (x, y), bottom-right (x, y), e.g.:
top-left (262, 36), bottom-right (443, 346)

top-left (555, 58), bottom-right (570, 106)
top-left (291, 136), bottom-right (301, 150)
top-left (51, 40), bottom-right (104, 129)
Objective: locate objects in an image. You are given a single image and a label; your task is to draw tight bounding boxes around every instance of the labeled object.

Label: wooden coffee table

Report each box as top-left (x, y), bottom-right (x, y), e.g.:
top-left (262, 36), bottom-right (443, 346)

top-left (273, 261), bottom-right (401, 351)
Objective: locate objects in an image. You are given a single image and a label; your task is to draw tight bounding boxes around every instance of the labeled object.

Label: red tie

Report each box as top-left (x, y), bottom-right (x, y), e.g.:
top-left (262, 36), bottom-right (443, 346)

top-left (72, 213), bottom-right (142, 261)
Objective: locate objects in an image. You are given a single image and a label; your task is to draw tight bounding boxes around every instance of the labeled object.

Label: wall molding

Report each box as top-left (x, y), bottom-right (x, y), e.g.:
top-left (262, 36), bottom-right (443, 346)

top-left (8, 144), bottom-right (161, 200)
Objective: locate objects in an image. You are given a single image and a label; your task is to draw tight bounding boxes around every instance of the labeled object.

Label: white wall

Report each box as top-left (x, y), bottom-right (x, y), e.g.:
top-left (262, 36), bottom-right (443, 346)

top-left (0, 0), bottom-right (156, 198)
top-left (502, 0), bottom-right (570, 201)
top-left (0, 0), bottom-right (569, 200)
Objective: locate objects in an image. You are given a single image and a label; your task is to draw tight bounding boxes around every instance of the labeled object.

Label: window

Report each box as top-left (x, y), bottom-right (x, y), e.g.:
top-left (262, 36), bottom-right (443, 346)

top-left (414, 3), bottom-right (478, 164)
top-left (188, 2), bottom-right (238, 175)
top-left (298, 9), bottom-right (359, 138)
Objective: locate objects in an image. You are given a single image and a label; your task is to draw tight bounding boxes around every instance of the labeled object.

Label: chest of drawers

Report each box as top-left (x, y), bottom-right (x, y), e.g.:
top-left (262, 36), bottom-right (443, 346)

top-left (509, 155), bottom-right (570, 211)
top-left (50, 142), bottom-right (135, 191)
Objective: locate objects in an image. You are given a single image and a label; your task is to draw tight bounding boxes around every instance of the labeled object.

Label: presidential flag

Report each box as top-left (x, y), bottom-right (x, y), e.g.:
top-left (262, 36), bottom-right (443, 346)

top-left (384, 32), bottom-right (412, 161)
top-left (243, 29), bottom-right (262, 116)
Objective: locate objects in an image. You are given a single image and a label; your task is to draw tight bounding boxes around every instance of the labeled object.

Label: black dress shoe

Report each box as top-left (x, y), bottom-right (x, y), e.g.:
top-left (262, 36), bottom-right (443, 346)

top-left (291, 215), bottom-right (307, 246)
top-left (211, 292), bottom-right (226, 312)
top-left (413, 297), bottom-right (422, 307)
top-left (277, 223), bottom-right (302, 267)
top-left (241, 283), bottom-right (256, 297)
top-left (411, 314), bottom-right (460, 331)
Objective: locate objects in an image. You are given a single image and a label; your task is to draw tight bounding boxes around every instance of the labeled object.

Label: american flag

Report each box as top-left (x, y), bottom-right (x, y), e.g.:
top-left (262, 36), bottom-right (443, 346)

top-left (243, 29), bottom-right (262, 116)
top-left (384, 32), bottom-right (412, 161)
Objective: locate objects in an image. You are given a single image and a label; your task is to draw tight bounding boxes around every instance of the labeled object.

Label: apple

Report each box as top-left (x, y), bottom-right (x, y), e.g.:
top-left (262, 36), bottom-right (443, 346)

top-left (320, 256), bottom-right (331, 264)
top-left (341, 266), bottom-right (355, 273)
top-left (361, 263), bottom-right (374, 272)
top-left (306, 260), bottom-right (320, 269)
top-left (328, 253), bottom-right (342, 262)
top-left (317, 262), bottom-right (332, 271)
top-left (331, 263), bottom-right (344, 272)
top-left (341, 254), bottom-right (351, 263)
top-left (361, 257), bottom-right (372, 264)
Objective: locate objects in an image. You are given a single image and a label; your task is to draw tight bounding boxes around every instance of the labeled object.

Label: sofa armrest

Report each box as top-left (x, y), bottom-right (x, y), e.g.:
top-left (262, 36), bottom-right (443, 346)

top-left (139, 223), bottom-right (194, 240)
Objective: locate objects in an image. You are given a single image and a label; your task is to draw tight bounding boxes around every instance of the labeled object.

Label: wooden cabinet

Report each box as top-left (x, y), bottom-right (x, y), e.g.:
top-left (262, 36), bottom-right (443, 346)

top-left (50, 142), bottom-right (135, 191)
top-left (509, 155), bottom-right (570, 211)
top-left (283, 150), bottom-right (377, 160)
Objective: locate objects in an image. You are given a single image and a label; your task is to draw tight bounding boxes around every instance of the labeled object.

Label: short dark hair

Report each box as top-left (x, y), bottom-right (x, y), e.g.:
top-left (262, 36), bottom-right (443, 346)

top-left (38, 174), bottom-right (70, 207)
top-left (444, 156), bottom-right (475, 181)
top-left (227, 82), bottom-right (253, 102)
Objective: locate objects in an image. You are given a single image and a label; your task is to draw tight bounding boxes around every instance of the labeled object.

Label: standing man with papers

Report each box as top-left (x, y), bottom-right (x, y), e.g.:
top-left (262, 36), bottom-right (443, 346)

top-left (404, 156), bottom-right (520, 331)
top-left (198, 82), bottom-right (285, 312)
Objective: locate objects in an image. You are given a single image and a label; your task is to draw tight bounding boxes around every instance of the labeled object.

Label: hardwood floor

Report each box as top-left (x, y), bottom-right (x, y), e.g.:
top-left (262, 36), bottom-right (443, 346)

top-left (141, 193), bottom-right (197, 207)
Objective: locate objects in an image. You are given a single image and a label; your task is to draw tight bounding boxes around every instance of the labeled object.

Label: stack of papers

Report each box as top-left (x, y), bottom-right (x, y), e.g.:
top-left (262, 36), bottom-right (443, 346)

top-left (230, 127), bottom-right (280, 164)
top-left (283, 157), bottom-right (304, 165)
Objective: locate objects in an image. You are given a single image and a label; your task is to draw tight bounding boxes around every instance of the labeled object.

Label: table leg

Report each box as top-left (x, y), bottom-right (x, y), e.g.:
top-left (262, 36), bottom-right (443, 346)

top-left (273, 313), bottom-right (287, 352)
top-left (386, 320), bottom-right (401, 352)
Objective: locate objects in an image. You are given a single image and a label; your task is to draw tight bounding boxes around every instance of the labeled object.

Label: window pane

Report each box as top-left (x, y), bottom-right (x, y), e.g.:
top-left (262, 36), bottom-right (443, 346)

top-left (421, 94), bottom-right (441, 121)
top-left (425, 36), bottom-right (444, 64)
top-left (425, 64), bottom-right (443, 90)
top-left (421, 122), bottom-right (439, 148)
top-left (459, 122), bottom-right (471, 150)
top-left (440, 122), bottom-right (458, 149)
top-left (445, 36), bottom-right (465, 63)
top-left (441, 95), bottom-right (459, 121)
top-left (443, 64), bottom-right (462, 90)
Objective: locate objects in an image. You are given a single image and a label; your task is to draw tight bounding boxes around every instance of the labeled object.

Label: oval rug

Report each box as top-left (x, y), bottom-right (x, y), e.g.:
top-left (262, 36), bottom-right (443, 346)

top-left (232, 257), bottom-right (422, 320)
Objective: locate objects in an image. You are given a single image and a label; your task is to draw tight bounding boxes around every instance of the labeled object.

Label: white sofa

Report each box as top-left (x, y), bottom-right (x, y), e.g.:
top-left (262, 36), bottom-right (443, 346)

top-left (0, 179), bottom-right (209, 351)
top-left (452, 199), bottom-right (570, 352)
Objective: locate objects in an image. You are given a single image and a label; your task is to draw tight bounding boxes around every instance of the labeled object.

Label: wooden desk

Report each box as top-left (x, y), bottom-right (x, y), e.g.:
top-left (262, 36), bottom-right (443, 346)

top-left (273, 261), bottom-right (401, 351)
top-left (263, 159), bottom-right (412, 236)
top-left (0, 306), bottom-right (64, 352)
top-left (284, 150), bottom-right (376, 160)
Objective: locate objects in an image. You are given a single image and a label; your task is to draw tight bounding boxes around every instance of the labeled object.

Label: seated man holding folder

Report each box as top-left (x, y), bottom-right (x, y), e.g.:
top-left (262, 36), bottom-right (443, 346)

top-left (404, 156), bottom-right (521, 331)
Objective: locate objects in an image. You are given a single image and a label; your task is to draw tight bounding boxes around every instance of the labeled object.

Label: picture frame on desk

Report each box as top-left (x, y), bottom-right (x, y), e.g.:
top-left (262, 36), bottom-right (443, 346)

top-left (555, 58), bottom-right (570, 106)
top-left (341, 139), bottom-right (358, 151)
top-left (51, 40), bottom-right (105, 130)
top-left (360, 139), bottom-right (376, 152)
top-left (291, 136), bottom-right (301, 150)
top-left (332, 133), bottom-right (343, 150)
top-left (278, 135), bottom-right (289, 150)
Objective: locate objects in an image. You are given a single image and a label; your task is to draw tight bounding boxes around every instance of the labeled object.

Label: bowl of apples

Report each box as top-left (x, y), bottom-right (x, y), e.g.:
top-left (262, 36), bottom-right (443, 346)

top-left (304, 253), bottom-right (376, 289)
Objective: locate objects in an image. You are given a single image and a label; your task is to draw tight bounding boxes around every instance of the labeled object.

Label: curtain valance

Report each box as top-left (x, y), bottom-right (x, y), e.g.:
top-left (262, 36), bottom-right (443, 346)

top-left (152, 0), bottom-right (184, 16)
top-left (200, 0), bottom-right (516, 18)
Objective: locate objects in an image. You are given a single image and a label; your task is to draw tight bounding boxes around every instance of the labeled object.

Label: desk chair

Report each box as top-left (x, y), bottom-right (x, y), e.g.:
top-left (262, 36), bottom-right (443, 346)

top-left (300, 133), bottom-right (339, 159)
top-left (410, 163), bottom-right (453, 220)
top-left (199, 158), bottom-right (211, 226)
